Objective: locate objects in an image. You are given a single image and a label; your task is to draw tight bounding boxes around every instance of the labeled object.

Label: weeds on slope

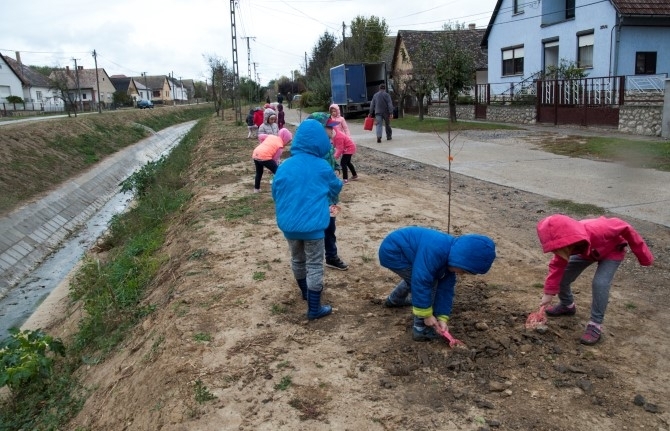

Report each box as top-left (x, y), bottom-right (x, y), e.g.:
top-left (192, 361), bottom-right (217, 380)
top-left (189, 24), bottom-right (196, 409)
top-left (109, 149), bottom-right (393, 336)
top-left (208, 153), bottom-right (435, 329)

top-left (0, 118), bottom-right (207, 431)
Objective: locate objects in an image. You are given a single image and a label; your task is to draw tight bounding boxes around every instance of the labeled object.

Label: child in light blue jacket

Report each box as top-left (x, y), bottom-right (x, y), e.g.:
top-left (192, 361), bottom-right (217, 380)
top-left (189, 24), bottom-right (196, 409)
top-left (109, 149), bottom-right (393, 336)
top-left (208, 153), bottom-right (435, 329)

top-left (272, 119), bottom-right (343, 320)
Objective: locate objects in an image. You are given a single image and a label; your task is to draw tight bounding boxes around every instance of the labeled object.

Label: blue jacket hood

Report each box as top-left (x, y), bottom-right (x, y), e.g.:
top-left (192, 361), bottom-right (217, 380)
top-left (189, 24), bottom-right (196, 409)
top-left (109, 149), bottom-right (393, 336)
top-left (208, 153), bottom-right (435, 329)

top-left (291, 119), bottom-right (332, 159)
top-left (449, 234), bottom-right (496, 274)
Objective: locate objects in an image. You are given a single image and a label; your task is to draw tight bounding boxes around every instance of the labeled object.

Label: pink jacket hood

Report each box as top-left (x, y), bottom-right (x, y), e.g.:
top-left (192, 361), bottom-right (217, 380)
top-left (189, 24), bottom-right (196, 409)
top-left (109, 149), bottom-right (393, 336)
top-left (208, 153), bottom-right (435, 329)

top-left (536, 214), bottom-right (588, 253)
top-left (329, 103), bottom-right (350, 136)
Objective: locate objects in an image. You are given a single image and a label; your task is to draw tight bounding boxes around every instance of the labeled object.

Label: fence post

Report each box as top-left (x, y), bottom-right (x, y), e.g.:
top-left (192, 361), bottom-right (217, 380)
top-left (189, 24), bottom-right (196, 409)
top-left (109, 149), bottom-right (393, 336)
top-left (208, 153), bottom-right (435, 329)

top-left (553, 80), bottom-right (559, 125)
top-left (535, 79), bottom-right (544, 123)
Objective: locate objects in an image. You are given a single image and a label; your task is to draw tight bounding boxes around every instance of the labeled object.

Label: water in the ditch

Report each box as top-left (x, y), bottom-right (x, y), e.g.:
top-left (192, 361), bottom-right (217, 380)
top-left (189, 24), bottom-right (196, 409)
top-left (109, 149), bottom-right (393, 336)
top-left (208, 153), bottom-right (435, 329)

top-left (0, 192), bottom-right (132, 338)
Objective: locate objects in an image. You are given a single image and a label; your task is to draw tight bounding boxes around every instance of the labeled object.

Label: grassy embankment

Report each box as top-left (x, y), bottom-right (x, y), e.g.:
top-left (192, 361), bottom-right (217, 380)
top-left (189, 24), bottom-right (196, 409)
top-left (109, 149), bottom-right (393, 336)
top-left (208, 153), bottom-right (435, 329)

top-left (0, 104), bottom-right (214, 215)
top-left (0, 109), bottom-right (216, 430)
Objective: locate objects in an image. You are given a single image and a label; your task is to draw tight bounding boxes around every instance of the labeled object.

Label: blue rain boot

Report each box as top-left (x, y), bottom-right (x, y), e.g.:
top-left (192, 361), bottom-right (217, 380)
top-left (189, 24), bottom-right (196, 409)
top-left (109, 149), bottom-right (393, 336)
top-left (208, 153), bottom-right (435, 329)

top-left (307, 289), bottom-right (332, 320)
top-left (297, 278), bottom-right (307, 300)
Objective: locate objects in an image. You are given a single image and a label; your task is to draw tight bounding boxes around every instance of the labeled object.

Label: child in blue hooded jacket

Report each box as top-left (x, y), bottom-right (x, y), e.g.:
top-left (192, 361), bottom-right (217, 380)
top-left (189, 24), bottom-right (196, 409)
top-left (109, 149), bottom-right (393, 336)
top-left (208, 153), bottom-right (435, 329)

top-left (272, 119), bottom-right (343, 320)
top-left (379, 226), bottom-right (496, 341)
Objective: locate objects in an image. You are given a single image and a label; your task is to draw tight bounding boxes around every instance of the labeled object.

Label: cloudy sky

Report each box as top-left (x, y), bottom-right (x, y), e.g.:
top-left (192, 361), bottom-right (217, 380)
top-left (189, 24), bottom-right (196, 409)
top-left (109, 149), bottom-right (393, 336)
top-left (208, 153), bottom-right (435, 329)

top-left (1, 0), bottom-right (497, 85)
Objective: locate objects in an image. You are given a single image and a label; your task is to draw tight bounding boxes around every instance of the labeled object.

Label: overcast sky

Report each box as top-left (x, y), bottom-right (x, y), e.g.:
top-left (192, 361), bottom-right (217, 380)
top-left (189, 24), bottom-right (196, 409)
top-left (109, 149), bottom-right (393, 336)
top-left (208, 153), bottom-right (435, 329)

top-left (1, 0), bottom-right (497, 85)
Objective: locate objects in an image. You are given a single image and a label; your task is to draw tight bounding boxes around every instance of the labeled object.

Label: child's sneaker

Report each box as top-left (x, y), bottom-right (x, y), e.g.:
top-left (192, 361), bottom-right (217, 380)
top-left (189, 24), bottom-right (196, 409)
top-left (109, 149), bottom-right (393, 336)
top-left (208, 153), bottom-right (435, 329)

top-left (343, 179), bottom-right (349, 184)
top-left (412, 326), bottom-right (439, 342)
top-left (545, 303), bottom-right (576, 316)
top-left (253, 188), bottom-right (261, 194)
top-left (580, 322), bottom-right (602, 345)
top-left (351, 175), bottom-right (358, 181)
top-left (325, 257), bottom-right (348, 271)
top-left (384, 296), bottom-right (412, 308)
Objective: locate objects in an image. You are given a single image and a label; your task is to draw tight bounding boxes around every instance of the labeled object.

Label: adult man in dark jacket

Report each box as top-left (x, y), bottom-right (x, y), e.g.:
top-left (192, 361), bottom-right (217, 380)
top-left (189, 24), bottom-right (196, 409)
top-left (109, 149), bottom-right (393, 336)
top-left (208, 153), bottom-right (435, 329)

top-left (368, 84), bottom-right (393, 143)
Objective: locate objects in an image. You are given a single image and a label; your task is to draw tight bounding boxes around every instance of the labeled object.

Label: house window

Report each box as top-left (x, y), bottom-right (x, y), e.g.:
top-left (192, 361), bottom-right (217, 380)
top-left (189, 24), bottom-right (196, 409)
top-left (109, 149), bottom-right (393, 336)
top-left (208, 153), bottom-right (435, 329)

top-left (36, 91), bottom-right (43, 101)
top-left (635, 52), bottom-right (657, 75)
top-left (566, 0), bottom-right (575, 19)
top-left (577, 33), bottom-right (594, 69)
top-left (513, 0), bottom-right (523, 14)
top-left (543, 40), bottom-right (559, 74)
top-left (502, 46), bottom-right (524, 76)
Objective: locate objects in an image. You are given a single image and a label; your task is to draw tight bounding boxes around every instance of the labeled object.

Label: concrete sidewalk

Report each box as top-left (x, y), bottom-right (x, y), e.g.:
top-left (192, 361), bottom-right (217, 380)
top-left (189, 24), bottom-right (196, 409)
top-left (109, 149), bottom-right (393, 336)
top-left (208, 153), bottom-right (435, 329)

top-left (284, 108), bottom-right (670, 227)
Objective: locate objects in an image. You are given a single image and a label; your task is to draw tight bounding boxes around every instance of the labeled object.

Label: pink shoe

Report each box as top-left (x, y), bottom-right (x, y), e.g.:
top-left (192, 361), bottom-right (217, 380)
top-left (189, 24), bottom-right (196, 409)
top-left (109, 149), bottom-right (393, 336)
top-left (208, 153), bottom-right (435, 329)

top-left (343, 179), bottom-right (348, 184)
top-left (580, 322), bottom-right (602, 345)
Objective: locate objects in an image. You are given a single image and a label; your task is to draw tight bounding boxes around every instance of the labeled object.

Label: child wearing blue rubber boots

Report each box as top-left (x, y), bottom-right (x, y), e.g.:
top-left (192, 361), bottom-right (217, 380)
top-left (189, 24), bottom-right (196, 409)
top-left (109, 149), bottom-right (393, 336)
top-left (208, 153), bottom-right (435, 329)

top-left (379, 226), bottom-right (496, 341)
top-left (272, 118), bottom-right (343, 320)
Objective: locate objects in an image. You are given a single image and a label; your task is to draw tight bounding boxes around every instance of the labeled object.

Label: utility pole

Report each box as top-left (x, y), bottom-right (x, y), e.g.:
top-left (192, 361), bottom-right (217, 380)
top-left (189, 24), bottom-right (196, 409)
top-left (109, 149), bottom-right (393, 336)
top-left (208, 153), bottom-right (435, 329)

top-left (72, 58), bottom-right (83, 112)
top-left (170, 71), bottom-right (175, 105)
top-left (92, 50), bottom-right (102, 113)
top-left (142, 72), bottom-right (150, 102)
top-left (253, 62), bottom-right (259, 102)
top-left (229, 0), bottom-right (242, 122)
top-left (342, 22), bottom-right (346, 52)
top-left (243, 36), bottom-right (255, 79)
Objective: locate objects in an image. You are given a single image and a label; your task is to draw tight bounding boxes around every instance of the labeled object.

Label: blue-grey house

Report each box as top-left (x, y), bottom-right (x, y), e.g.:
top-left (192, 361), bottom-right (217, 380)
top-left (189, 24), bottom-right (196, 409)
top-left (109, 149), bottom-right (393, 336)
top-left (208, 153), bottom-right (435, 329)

top-left (481, 0), bottom-right (670, 85)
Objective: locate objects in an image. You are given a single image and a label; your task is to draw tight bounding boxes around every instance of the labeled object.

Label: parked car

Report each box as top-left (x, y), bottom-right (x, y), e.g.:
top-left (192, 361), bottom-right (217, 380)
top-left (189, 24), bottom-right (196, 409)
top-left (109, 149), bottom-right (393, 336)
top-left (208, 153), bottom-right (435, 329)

top-left (137, 99), bottom-right (154, 109)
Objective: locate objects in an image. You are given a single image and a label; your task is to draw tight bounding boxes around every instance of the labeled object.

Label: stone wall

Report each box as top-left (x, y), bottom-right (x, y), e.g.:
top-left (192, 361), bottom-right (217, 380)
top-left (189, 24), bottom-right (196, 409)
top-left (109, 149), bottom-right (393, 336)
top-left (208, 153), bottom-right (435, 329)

top-left (426, 101), bottom-right (666, 137)
top-left (618, 105), bottom-right (663, 136)
top-left (426, 104), bottom-right (536, 124)
top-left (484, 105), bottom-right (537, 124)
top-left (426, 104), bottom-right (475, 121)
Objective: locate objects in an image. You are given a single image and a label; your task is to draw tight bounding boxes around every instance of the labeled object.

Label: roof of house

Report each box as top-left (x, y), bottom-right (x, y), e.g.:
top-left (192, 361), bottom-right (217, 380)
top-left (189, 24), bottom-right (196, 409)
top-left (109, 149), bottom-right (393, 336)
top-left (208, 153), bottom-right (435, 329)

top-left (1, 54), bottom-right (53, 88)
top-left (132, 75), bottom-right (166, 90)
top-left (482, 0), bottom-right (670, 48)
top-left (392, 29), bottom-right (487, 72)
top-left (611, 0), bottom-right (670, 15)
top-left (110, 76), bottom-right (132, 92)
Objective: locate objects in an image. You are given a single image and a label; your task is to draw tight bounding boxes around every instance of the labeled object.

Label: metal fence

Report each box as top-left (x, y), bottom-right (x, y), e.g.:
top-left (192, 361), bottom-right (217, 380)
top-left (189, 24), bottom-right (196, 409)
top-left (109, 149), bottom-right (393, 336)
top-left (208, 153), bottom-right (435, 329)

top-left (476, 73), bottom-right (666, 106)
top-left (625, 74), bottom-right (667, 93)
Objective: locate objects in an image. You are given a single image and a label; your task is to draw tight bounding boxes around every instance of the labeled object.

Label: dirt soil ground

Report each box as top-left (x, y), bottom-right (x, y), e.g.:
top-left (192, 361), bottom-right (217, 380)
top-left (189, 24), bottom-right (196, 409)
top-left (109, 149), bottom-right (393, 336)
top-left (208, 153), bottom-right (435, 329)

top-left (32, 118), bottom-right (670, 431)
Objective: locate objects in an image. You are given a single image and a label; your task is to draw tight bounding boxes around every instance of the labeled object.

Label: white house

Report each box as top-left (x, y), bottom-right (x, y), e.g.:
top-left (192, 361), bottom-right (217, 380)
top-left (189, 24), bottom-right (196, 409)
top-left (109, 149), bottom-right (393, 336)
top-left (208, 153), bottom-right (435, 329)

top-left (481, 0), bottom-right (670, 91)
top-left (0, 52), bottom-right (58, 106)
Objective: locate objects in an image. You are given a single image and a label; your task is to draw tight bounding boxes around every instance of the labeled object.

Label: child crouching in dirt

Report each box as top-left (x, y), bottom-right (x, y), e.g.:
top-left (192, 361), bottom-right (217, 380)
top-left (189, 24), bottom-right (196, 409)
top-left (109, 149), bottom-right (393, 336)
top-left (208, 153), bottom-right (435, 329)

top-left (536, 214), bottom-right (654, 345)
top-left (272, 118), bottom-right (343, 320)
top-left (379, 226), bottom-right (496, 341)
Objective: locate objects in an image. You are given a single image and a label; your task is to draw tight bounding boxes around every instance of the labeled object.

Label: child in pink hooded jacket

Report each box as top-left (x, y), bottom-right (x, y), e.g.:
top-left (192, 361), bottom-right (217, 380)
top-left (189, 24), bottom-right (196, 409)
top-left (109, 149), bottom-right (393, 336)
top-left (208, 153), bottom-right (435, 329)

top-left (329, 103), bottom-right (350, 137)
top-left (536, 214), bottom-right (654, 345)
top-left (331, 128), bottom-right (357, 183)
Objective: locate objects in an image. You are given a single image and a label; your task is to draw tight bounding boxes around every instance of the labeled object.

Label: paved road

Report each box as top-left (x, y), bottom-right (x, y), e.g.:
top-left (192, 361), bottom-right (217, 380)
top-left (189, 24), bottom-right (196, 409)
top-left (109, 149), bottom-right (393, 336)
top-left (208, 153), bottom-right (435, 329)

top-left (284, 108), bottom-right (670, 227)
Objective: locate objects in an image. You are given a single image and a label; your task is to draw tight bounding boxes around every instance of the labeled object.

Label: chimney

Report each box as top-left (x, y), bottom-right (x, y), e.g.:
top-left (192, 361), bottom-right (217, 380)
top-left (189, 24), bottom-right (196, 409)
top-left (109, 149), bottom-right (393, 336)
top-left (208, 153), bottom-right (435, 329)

top-left (15, 51), bottom-right (22, 64)
top-left (66, 66), bottom-right (70, 72)
top-left (468, 23), bottom-right (476, 30)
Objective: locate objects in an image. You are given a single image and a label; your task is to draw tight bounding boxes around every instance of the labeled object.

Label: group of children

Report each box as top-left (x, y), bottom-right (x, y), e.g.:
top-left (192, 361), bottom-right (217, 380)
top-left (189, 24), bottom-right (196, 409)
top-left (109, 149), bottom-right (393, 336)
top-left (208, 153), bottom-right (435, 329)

top-left (253, 99), bottom-right (655, 346)
top-left (246, 103), bottom-right (286, 139)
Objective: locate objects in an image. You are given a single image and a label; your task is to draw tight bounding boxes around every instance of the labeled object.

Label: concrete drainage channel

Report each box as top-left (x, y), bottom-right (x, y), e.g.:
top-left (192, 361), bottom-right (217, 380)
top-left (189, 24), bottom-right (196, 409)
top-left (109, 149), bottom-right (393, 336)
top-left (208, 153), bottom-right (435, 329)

top-left (0, 121), bottom-right (196, 336)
